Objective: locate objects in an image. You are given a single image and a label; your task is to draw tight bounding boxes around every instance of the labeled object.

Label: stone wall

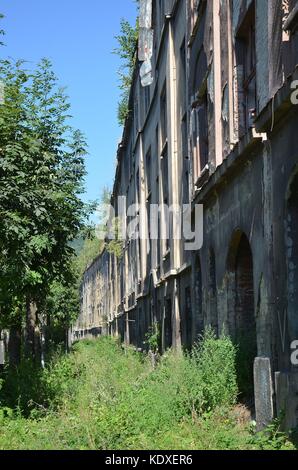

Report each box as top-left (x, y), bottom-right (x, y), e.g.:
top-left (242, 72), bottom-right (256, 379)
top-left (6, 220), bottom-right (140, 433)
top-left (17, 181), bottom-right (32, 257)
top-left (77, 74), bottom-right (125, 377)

top-left (76, 0), bottom-right (298, 430)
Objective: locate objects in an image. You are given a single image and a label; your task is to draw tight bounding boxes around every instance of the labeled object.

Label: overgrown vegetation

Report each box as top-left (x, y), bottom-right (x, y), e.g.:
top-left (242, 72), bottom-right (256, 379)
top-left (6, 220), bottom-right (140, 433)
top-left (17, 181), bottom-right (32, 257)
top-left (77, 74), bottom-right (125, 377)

top-left (0, 331), bottom-right (296, 450)
top-left (114, 13), bottom-right (139, 125)
top-left (0, 13), bottom-right (95, 363)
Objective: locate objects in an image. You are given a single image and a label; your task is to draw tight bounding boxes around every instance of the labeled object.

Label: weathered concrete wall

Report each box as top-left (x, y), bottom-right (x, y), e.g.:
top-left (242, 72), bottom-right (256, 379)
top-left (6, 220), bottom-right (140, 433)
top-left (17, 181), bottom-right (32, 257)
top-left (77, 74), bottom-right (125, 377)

top-left (77, 0), bottom-right (298, 430)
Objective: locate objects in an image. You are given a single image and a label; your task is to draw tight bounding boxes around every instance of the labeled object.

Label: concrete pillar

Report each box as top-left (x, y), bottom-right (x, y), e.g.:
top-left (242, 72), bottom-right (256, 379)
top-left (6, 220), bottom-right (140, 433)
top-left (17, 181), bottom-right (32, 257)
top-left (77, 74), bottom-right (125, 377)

top-left (173, 278), bottom-right (182, 350)
top-left (0, 340), bottom-right (5, 367)
top-left (254, 357), bottom-right (274, 430)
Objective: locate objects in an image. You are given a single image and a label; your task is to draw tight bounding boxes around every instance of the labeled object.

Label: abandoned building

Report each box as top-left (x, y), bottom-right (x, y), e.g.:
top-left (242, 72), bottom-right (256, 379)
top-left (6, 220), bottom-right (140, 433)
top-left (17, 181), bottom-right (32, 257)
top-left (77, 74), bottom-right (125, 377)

top-left (76, 0), bottom-right (298, 430)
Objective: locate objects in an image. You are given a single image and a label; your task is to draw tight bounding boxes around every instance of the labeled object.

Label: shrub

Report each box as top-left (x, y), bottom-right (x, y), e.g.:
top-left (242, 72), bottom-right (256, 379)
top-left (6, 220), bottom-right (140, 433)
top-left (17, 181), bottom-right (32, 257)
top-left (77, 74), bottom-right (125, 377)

top-left (0, 360), bottom-right (45, 416)
top-left (190, 328), bottom-right (238, 412)
top-left (3, 333), bottom-right (294, 450)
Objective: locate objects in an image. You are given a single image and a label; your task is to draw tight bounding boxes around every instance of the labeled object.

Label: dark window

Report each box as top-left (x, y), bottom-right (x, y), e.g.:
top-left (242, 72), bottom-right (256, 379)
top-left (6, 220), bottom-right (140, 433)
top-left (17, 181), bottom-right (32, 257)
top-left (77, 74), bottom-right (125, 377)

top-left (184, 287), bottom-right (192, 349)
top-left (179, 39), bottom-right (187, 112)
top-left (286, 174), bottom-right (298, 352)
top-left (284, 0), bottom-right (298, 33)
top-left (134, 94), bottom-right (139, 138)
top-left (160, 83), bottom-right (167, 147)
top-left (182, 114), bottom-right (188, 159)
top-left (236, 2), bottom-right (256, 135)
top-left (209, 249), bottom-right (218, 336)
top-left (195, 256), bottom-right (204, 334)
top-left (235, 235), bottom-right (257, 401)
top-left (147, 193), bottom-right (152, 269)
top-left (159, 0), bottom-right (165, 27)
top-left (144, 86), bottom-right (150, 116)
top-left (136, 169), bottom-right (140, 205)
top-left (161, 147), bottom-right (169, 252)
top-left (146, 147), bottom-right (152, 196)
top-left (164, 298), bottom-right (172, 349)
top-left (155, 125), bottom-right (159, 188)
top-left (190, 2), bottom-right (208, 181)
top-left (197, 90), bottom-right (209, 170)
top-left (161, 148), bottom-right (168, 204)
top-left (157, 209), bottom-right (161, 266)
top-left (182, 116), bottom-right (190, 204)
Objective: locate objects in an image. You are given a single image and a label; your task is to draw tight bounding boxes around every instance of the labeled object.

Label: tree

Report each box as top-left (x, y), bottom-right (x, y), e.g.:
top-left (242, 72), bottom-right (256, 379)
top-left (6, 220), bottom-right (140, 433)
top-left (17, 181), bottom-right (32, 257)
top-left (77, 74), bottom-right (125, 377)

top-left (0, 58), bottom-right (92, 364)
top-left (114, 18), bottom-right (139, 125)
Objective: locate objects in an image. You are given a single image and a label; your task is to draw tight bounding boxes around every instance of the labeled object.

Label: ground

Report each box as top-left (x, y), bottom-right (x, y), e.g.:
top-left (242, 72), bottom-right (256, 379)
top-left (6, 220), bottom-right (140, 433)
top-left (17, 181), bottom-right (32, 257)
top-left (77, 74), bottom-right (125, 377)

top-left (0, 337), bottom-right (296, 450)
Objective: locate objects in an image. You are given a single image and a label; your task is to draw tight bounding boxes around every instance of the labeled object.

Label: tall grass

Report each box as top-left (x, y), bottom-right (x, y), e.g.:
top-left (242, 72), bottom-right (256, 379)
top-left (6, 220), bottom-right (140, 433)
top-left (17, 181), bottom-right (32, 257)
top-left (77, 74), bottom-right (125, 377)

top-left (0, 331), bottom-right (295, 450)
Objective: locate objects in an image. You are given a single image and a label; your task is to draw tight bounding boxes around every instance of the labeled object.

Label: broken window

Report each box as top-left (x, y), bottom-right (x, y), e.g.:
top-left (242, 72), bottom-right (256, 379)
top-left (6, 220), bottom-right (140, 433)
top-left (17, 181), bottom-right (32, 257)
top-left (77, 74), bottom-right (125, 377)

top-left (191, 88), bottom-right (209, 182)
top-left (235, 2), bottom-right (257, 136)
top-left (189, 1), bottom-right (209, 183)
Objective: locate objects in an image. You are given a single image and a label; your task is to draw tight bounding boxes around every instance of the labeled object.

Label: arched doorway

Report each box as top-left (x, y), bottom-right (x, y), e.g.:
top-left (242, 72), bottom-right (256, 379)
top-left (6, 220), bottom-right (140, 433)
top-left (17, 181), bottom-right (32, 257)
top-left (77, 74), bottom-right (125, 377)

top-left (228, 231), bottom-right (257, 403)
top-left (286, 172), bottom-right (298, 345)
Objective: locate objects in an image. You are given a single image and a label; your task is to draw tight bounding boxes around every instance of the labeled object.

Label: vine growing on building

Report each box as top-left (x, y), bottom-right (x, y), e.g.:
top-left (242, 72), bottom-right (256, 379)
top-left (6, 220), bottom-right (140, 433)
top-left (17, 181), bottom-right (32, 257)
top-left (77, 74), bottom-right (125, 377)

top-left (114, 1), bottom-right (140, 126)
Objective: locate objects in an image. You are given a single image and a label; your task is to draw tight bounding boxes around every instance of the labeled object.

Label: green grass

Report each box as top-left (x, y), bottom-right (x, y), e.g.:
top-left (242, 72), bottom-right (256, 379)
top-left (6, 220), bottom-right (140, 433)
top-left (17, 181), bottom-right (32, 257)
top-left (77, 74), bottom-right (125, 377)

top-left (0, 333), bottom-right (296, 450)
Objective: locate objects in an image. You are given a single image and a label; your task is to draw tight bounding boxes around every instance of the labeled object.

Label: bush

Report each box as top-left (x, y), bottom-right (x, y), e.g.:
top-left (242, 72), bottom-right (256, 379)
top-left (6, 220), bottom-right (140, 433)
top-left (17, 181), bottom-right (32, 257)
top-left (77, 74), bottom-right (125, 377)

top-left (94, 329), bottom-right (238, 449)
top-left (190, 328), bottom-right (238, 412)
top-left (1, 333), bottom-right (294, 450)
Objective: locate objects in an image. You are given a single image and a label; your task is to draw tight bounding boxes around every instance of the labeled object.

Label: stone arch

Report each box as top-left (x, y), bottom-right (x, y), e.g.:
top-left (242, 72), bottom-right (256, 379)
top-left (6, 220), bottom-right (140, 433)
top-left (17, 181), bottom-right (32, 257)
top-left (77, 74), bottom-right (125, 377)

top-left (286, 169), bottom-right (298, 345)
top-left (227, 230), bottom-right (257, 401)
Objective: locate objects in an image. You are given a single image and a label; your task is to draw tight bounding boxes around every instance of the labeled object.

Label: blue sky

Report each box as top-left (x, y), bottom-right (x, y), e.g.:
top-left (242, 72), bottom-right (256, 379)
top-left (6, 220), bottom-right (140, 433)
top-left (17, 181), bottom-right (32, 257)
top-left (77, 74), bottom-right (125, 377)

top-left (0, 0), bottom-right (137, 208)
